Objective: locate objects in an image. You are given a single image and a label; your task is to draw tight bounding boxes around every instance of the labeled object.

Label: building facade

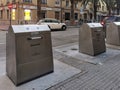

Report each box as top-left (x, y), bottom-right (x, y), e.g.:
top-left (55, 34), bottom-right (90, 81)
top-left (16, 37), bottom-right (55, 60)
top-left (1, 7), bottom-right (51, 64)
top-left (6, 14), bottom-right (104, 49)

top-left (0, 0), bottom-right (82, 25)
top-left (0, 0), bottom-right (37, 25)
top-left (80, 0), bottom-right (108, 22)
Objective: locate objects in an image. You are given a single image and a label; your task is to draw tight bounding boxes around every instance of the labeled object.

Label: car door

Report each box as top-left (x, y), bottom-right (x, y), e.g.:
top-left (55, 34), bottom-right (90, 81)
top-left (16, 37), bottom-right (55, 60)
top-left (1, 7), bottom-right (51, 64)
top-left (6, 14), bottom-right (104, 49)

top-left (43, 19), bottom-right (54, 29)
top-left (48, 19), bottom-right (59, 29)
top-left (53, 20), bottom-right (62, 29)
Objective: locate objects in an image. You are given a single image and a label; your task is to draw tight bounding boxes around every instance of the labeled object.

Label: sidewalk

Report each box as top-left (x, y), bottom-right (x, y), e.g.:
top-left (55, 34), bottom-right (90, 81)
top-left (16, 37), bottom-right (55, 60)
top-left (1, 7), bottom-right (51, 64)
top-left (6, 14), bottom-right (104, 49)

top-left (48, 44), bottom-right (120, 90)
top-left (0, 42), bottom-right (120, 90)
top-left (1, 25), bottom-right (120, 90)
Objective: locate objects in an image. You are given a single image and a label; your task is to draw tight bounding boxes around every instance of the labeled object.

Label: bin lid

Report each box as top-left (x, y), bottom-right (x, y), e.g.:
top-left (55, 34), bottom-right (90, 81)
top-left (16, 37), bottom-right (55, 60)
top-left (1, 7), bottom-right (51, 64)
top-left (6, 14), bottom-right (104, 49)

top-left (87, 23), bottom-right (102, 28)
top-left (11, 25), bottom-right (50, 33)
top-left (113, 22), bottom-right (120, 26)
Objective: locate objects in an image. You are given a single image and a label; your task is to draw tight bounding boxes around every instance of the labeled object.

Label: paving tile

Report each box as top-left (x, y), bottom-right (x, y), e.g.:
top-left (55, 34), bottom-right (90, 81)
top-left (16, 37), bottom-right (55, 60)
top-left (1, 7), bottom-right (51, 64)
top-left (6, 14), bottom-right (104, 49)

top-left (0, 59), bottom-right (81, 90)
top-left (48, 46), bottom-right (120, 90)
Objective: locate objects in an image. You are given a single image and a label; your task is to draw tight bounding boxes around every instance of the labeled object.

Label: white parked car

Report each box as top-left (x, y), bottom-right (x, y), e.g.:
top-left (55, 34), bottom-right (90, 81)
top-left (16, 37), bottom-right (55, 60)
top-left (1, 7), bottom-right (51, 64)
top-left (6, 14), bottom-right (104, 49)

top-left (37, 18), bottom-right (67, 30)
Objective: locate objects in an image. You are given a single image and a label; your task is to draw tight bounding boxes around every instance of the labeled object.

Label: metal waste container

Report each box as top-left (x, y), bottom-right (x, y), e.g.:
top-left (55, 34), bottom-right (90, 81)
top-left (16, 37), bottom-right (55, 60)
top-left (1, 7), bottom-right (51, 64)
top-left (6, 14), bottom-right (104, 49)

top-left (106, 22), bottom-right (120, 45)
top-left (6, 25), bottom-right (54, 85)
top-left (79, 23), bottom-right (106, 56)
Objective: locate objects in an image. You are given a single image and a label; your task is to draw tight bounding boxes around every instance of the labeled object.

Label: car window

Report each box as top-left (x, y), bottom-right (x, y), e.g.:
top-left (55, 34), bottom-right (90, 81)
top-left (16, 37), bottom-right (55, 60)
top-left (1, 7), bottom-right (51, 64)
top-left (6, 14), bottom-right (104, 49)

top-left (39, 18), bottom-right (61, 23)
top-left (44, 19), bottom-right (50, 22)
top-left (50, 20), bottom-right (59, 23)
top-left (49, 20), bottom-right (53, 23)
top-left (105, 16), bottom-right (115, 23)
top-left (107, 16), bottom-right (114, 21)
top-left (115, 17), bottom-right (120, 21)
top-left (41, 20), bottom-right (45, 23)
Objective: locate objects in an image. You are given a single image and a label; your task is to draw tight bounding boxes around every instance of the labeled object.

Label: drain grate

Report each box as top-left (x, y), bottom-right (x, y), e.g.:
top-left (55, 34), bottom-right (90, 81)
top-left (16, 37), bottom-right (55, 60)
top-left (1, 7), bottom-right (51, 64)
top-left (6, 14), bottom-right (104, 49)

top-left (62, 50), bottom-right (67, 52)
top-left (71, 48), bottom-right (78, 51)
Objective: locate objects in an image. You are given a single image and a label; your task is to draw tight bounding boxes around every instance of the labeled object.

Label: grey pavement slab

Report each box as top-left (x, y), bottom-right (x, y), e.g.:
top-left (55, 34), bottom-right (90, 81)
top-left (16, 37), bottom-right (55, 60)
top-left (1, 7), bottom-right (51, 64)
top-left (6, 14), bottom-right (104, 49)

top-left (54, 43), bottom-right (120, 65)
top-left (0, 60), bottom-right (6, 76)
top-left (0, 58), bottom-right (81, 90)
top-left (106, 43), bottom-right (120, 50)
top-left (0, 31), bottom-right (6, 44)
top-left (48, 53), bottom-right (120, 90)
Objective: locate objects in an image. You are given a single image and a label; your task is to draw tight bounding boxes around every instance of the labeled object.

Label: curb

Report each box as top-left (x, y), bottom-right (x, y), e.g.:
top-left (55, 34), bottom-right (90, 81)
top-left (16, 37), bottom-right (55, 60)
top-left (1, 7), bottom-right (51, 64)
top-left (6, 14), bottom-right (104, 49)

top-left (0, 29), bottom-right (8, 31)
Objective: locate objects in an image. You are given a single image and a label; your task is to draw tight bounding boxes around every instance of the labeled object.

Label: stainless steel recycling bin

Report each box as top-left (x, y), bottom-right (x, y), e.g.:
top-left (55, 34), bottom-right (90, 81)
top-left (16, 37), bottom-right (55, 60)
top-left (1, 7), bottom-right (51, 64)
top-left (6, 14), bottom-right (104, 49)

top-left (79, 23), bottom-right (106, 56)
top-left (6, 25), bottom-right (54, 85)
top-left (106, 22), bottom-right (120, 45)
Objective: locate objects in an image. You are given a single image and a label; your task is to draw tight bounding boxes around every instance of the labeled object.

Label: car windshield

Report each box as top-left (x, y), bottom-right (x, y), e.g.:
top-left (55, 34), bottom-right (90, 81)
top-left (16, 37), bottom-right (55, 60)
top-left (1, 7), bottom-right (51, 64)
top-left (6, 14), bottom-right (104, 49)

top-left (37, 18), bottom-right (61, 24)
top-left (105, 16), bottom-right (116, 23)
top-left (107, 16), bottom-right (115, 20)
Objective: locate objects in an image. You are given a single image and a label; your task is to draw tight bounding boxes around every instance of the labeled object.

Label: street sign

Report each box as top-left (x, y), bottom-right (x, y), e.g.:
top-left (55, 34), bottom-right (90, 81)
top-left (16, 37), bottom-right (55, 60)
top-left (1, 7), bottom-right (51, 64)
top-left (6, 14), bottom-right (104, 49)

top-left (12, 9), bottom-right (15, 20)
top-left (24, 9), bottom-right (31, 20)
top-left (8, 3), bottom-right (13, 9)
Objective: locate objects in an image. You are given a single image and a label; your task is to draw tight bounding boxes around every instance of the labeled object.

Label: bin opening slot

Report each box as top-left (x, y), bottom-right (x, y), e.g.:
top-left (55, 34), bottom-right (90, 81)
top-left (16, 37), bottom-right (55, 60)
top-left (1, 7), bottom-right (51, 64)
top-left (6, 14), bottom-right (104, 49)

top-left (31, 43), bottom-right (40, 47)
top-left (27, 36), bottom-right (43, 40)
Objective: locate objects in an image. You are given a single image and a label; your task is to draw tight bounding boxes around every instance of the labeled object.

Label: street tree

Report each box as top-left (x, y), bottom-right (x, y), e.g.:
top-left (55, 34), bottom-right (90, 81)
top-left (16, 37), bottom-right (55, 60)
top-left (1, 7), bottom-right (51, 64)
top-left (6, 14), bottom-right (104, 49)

top-left (37, 0), bottom-right (41, 21)
top-left (81, 0), bottom-right (101, 20)
top-left (70, 0), bottom-right (82, 25)
top-left (116, 0), bottom-right (120, 15)
top-left (104, 0), bottom-right (116, 15)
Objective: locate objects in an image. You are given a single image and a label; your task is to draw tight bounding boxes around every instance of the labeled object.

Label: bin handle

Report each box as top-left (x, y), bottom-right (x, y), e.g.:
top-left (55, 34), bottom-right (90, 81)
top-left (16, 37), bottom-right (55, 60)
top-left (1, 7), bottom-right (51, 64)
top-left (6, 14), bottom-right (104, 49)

top-left (27, 36), bottom-right (43, 40)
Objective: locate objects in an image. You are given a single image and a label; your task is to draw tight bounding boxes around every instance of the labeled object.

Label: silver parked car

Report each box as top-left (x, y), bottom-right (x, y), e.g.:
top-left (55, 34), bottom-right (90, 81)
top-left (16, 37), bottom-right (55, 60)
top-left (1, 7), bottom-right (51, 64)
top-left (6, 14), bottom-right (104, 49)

top-left (37, 18), bottom-right (67, 30)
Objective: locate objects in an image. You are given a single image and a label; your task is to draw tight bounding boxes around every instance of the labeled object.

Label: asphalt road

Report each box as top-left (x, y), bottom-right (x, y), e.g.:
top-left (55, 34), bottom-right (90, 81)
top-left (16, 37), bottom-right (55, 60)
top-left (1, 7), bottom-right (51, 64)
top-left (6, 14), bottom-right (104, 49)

top-left (51, 27), bottom-right (79, 47)
top-left (0, 27), bottom-right (79, 59)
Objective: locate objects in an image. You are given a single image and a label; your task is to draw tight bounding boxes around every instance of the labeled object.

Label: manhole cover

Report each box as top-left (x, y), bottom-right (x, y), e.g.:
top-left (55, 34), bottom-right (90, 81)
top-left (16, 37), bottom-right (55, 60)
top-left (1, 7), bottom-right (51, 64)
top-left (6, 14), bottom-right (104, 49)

top-left (62, 51), bottom-right (67, 52)
top-left (71, 48), bottom-right (78, 51)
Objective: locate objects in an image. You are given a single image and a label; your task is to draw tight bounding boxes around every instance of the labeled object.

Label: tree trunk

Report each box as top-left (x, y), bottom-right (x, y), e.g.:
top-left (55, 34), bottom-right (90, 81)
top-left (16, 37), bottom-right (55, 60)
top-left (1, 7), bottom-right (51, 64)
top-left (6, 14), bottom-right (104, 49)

top-left (37, 0), bottom-right (41, 21)
top-left (93, 0), bottom-right (97, 21)
top-left (116, 0), bottom-right (120, 15)
top-left (116, 0), bottom-right (119, 14)
top-left (108, 8), bottom-right (111, 15)
top-left (70, 0), bottom-right (75, 25)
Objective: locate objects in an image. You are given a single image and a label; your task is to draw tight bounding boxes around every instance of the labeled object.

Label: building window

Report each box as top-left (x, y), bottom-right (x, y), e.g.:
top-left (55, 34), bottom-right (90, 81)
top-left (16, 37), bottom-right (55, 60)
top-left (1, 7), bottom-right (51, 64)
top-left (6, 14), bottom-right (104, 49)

top-left (74, 13), bottom-right (78, 20)
top-left (102, 6), bottom-right (104, 11)
top-left (66, 0), bottom-right (69, 7)
top-left (6, 0), bottom-right (10, 4)
top-left (0, 10), bottom-right (3, 19)
top-left (41, 11), bottom-right (46, 18)
top-left (55, 0), bottom-right (60, 6)
top-left (41, 0), bottom-right (47, 4)
top-left (90, 13), bottom-right (93, 20)
top-left (65, 12), bottom-right (70, 20)
top-left (23, 0), bottom-right (32, 3)
top-left (12, 0), bottom-right (16, 3)
top-left (75, 2), bottom-right (78, 9)
top-left (84, 13), bottom-right (87, 20)
top-left (55, 12), bottom-right (59, 20)
top-left (7, 10), bottom-right (9, 19)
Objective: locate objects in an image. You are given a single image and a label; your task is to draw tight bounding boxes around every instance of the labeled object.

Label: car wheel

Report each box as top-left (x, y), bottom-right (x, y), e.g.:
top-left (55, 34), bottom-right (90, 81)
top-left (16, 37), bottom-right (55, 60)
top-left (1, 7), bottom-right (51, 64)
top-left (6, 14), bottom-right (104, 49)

top-left (62, 25), bottom-right (66, 30)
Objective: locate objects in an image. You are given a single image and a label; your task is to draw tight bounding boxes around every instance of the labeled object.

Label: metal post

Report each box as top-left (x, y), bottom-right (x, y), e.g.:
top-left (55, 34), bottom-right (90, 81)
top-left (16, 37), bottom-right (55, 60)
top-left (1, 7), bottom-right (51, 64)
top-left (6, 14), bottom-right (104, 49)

top-left (17, 2), bottom-right (19, 24)
top-left (61, 0), bottom-right (63, 22)
top-left (8, 3), bottom-right (13, 26)
top-left (10, 8), bottom-right (11, 26)
top-left (93, 0), bottom-right (97, 21)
